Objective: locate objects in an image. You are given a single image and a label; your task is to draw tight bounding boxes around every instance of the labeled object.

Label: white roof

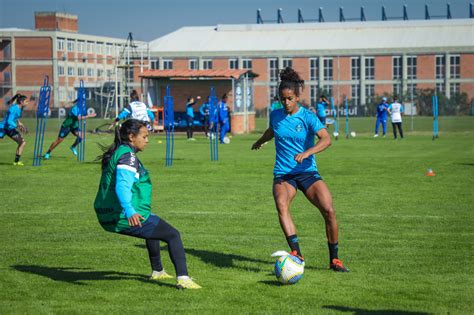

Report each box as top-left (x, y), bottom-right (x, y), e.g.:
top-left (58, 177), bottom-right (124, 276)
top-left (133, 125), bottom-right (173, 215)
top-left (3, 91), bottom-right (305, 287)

top-left (149, 19), bottom-right (474, 55)
top-left (0, 28), bottom-right (32, 32)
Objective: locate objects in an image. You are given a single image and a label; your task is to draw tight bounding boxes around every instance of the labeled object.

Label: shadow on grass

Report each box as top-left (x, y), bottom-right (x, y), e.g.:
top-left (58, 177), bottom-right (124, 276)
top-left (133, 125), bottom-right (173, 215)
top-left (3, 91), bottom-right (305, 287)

top-left (135, 244), bottom-right (321, 272)
top-left (258, 280), bottom-right (284, 287)
top-left (322, 306), bottom-right (429, 315)
top-left (11, 265), bottom-right (175, 288)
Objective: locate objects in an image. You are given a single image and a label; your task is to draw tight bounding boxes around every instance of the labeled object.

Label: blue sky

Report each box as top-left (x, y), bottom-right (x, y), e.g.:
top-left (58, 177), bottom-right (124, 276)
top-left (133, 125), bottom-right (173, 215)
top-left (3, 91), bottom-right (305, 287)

top-left (1, 0), bottom-right (472, 41)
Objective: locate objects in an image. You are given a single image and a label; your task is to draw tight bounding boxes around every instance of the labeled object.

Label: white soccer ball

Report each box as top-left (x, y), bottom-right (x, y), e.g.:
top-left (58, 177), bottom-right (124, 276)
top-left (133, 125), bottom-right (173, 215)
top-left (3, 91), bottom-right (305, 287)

top-left (333, 131), bottom-right (339, 138)
top-left (274, 254), bottom-right (304, 285)
top-left (223, 136), bottom-right (230, 144)
top-left (350, 131), bottom-right (356, 138)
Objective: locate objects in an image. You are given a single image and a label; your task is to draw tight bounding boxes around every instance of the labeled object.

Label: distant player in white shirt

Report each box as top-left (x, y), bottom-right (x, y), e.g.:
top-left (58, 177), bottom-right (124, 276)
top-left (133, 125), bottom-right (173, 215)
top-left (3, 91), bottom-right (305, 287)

top-left (109, 90), bottom-right (155, 131)
top-left (388, 96), bottom-right (404, 139)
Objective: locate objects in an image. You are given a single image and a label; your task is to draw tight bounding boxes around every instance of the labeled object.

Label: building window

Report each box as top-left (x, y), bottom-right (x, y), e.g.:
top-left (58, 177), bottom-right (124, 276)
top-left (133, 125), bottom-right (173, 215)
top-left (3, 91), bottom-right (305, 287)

top-left (97, 68), bottom-right (104, 78)
top-left (323, 58), bottom-right (333, 81)
top-left (106, 44), bottom-right (113, 55)
top-left (189, 59), bottom-right (198, 70)
top-left (96, 42), bottom-right (104, 54)
top-left (269, 85), bottom-right (278, 104)
top-left (269, 59), bottom-right (278, 82)
top-left (310, 58), bottom-right (318, 81)
top-left (67, 39), bottom-right (75, 52)
top-left (365, 57), bottom-right (375, 80)
top-left (436, 83), bottom-right (445, 94)
top-left (450, 83), bottom-right (460, 95)
top-left (393, 56), bottom-right (402, 80)
top-left (67, 66), bottom-right (75, 76)
top-left (393, 84), bottom-right (402, 97)
top-left (150, 60), bottom-right (159, 70)
top-left (163, 60), bottom-right (173, 70)
top-left (202, 59), bottom-right (212, 70)
top-left (282, 58), bottom-right (292, 69)
top-left (436, 55), bottom-right (445, 79)
top-left (407, 83), bottom-right (417, 97)
top-left (59, 89), bottom-right (66, 102)
top-left (106, 69), bottom-right (112, 78)
top-left (68, 90), bottom-right (75, 101)
top-left (115, 45), bottom-right (122, 57)
top-left (242, 59), bottom-right (252, 69)
top-left (58, 65), bottom-right (65, 76)
top-left (310, 85), bottom-right (318, 105)
top-left (229, 59), bottom-right (238, 69)
top-left (87, 42), bottom-right (94, 53)
top-left (87, 67), bottom-right (94, 77)
top-left (77, 67), bottom-right (84, 76)
top-left (325, 85), bottom-right (333, 97)
top-left (351, 84), bottom-right (360, 105)
top-left (77, 41), bottom-right (85, 53)
top-left (365, 84), bottom-right (374, 102)
top-left (407, 56), bottom-right (417, 80)
top-left (351, 57), bottom-right (360, 80)
top-left (57, 38), bottom-right (65, 51)
top-left (450, 55), bottom-right (460, 79)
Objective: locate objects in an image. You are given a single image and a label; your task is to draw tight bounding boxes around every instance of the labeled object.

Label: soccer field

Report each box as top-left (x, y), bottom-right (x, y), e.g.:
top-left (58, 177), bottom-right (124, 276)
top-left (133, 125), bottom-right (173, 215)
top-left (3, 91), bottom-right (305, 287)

top-left (0, 117), bottom-right (473, 313)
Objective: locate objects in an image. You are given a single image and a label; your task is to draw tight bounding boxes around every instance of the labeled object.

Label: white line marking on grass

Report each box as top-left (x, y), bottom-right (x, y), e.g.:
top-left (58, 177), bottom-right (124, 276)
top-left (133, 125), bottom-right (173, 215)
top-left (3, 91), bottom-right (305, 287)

top-left (345, 214), bottom-right (443, 219)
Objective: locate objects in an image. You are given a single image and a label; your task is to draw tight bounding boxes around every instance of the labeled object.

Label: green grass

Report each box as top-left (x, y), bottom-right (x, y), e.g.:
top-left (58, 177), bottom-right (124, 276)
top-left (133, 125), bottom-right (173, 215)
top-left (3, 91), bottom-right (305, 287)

top-left (0, 118), bottom-right (473, 313)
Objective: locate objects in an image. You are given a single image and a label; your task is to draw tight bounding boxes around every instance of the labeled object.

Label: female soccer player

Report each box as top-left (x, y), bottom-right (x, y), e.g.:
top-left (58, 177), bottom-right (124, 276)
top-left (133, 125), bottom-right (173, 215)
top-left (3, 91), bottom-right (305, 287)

top-left (252, 68), bottom-right (349, 272)
top-left (109, 90), bottom-right (154, 131)
top-left (94, 119), bottom-right (201, 289)
top-left (44, 99), bottom-right (96, 159)
top-left (316, 95), bottom-right (329, 126)
top-left (0, 93), bottom-right (28, 166)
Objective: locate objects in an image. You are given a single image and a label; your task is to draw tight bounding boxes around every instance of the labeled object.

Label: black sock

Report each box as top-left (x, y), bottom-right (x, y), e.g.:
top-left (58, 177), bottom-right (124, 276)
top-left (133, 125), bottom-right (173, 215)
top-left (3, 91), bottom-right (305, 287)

top-left (286, 234), bottom-right (302, 257)
top-left (328, 242), bottom-right (339, 262)
top-left (15, 154), bottom-right (20, 162)
top-left (46, 150), bottom-right (51, 154)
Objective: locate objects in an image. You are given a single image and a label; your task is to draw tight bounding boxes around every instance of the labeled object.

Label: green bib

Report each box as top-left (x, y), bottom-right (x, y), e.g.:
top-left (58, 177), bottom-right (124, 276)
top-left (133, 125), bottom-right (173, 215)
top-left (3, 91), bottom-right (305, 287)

top-left (61, 114), bottom-right (79, 129)
top-left (94, 145), bottom-right (152, 232)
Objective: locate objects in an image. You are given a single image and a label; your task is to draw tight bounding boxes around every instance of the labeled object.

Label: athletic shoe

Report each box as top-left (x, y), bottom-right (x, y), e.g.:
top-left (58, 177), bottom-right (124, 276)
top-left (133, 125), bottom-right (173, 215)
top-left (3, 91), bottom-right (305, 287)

top-left (176, 276), bottom-right (202, 289)
top-left (330, 258), bottom-right (349, 272)
top-left (373, 134), bottom-right (379, 138)
top-left (150, 270), bottom-right (173, 281)
top-left (44, 152), bottom-right (50, 160)
top-left (70, 146), bottom-right (78, 156)
top-left (13, 161), bottom-right (25, 166)
top-left (289, 250), bottom-right (305, 263)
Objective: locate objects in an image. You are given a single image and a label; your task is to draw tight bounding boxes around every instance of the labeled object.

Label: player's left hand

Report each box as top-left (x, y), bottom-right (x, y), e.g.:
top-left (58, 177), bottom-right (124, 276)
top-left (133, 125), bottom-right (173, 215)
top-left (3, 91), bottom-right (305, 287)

top-left (18, 123), bottom-right (28, 135)
top-left (294, 152), bottom-right (310, 163)
top-left (128, 214), bottom-right (145, 227)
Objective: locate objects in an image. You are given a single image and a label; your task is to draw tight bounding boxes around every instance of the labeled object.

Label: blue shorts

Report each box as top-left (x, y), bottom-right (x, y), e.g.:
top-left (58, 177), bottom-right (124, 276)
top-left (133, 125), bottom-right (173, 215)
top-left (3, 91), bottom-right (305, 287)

top-left (59, 126), bottom-right (79, 138)
top-left (274, 171), bottom-right (322, 192)
top-left (318, 116), bottom-right (326, 125)
top-left (120, 214), bottom-right (161, 239)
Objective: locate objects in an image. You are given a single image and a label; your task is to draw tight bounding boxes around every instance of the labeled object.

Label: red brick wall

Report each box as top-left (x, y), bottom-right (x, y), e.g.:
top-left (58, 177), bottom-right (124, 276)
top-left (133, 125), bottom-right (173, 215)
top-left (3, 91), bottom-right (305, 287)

top-left (460, 54), bottom-right (474, 79)
top-left (15, 37), bottom-right (52, 60)
top-left (375, 56), bottom-right (392, 80)
top-left (418, 55), bottom-right (435, 80)
top-left (173, 59), bottom-right (188, 70)
top-left (375, 84), bottom-right (392, 96)
top-left (16, 65), bottom-right (53, 86)
top-left (231, 113), bottom-right (255, 134)
top-left (254, 85), bottom-right (268, 111)
top-left (338, 57), bottom-right (351, 81)
top-left (252, 58), bottom-right (268, 82)
top-left (213, 58), bottom-right (228, 69)
top-left (35, 14), bottom-right (78, 32)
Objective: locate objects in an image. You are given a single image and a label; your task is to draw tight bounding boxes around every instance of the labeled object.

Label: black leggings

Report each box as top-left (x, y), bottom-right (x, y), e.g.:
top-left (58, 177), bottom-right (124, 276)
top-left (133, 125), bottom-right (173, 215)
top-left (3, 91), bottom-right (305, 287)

top-left (186, 117), bottom-right (194, 139)
top-left (392, 122), bottom-right (404, 139)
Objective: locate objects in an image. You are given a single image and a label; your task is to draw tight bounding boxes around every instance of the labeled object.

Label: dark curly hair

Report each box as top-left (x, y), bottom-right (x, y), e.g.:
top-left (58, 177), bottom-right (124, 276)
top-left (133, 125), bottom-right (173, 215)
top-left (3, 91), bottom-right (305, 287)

top-left (278, 67), bottom-right (305, 97)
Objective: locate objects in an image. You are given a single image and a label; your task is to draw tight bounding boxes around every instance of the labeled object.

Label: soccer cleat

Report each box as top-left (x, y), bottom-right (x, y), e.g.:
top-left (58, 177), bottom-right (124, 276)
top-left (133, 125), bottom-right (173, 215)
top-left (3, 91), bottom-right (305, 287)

top-left (289, 250), bottom-right (305, 263)
top-left (176, 276), bottom-right (202, 289)
top-left (150, 270), bottom-right (173, 281)
top-left (70, 146), bottom-right (78, 156)
top-left (373, 134), bottom-right (379, 138)
top-left (330, 258), bottom-right (349, 272)
top-left (13, 161), bottom-right (25, 166)
top-left (44, 152), bottom-right (50, 160)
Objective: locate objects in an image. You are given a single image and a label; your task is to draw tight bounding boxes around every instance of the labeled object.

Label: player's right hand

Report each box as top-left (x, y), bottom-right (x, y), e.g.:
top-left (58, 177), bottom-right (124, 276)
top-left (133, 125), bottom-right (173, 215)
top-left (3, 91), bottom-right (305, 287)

top-left (251, 142), bottom-right (263, 150)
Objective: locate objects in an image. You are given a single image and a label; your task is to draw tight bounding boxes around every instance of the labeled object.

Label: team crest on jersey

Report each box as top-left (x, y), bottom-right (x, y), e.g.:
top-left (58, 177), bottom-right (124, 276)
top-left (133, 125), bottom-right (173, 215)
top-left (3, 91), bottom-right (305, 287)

top-left (295, 124), bottom-right (303, 132)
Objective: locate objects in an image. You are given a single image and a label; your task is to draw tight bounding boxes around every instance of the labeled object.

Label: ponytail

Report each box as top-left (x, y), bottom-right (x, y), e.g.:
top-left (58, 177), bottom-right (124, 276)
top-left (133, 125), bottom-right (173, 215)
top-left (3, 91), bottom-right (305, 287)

top-left (130, 90), bottom-right (139, 102)
top-left (278, 67), bottom-right (304, 97)
top-left (98, 119), bottom-right (146, 169)
top-left (8, 93), bottom-right (27, 105)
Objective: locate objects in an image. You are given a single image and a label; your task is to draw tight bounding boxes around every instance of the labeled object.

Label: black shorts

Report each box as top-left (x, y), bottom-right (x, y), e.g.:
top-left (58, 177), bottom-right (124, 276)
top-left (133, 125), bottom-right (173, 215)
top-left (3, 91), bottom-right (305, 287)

top-left (273, 171), bottom-right (323, 192)
top-left (58, 126), bottom-right (79, 138)
top-left (0, 128), bottom-right (23, 143)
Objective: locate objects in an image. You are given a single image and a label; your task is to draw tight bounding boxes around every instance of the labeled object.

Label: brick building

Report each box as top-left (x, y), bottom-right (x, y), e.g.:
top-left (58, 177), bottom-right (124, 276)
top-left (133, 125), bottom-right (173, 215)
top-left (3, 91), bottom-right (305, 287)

top-left (0, 12), bottom-right (146, 111)
top-left (147, 19), bottom-right (474, 116)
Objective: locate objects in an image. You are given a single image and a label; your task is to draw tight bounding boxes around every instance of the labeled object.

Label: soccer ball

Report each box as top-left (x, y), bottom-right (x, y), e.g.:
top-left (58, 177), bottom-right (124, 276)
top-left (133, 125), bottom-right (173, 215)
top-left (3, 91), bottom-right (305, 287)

top-left (223, 136), bottom-right (230, 144)
top-left (333, 131), bottom-right (339, 138)
top-left (274, 254), bottom-right (304, 285)
top-left (350, 131), bottom-right (356, 138)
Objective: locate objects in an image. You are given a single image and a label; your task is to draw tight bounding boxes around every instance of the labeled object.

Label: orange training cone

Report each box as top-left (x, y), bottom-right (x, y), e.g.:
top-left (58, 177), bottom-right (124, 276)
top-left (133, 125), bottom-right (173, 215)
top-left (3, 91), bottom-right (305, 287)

top-left (425, 168), bottom-right (436, 177)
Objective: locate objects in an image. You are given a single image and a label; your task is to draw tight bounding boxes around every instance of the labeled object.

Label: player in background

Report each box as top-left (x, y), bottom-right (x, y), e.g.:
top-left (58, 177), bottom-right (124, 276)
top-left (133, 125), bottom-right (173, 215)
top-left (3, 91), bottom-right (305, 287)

top-left (185, 96), bottom-right (200, 141)
top-left (252, 67), bottom-right (349, 272)
top-left (374, 96), bottom-right (389, 138)
top-left (44, 99), bottom-right (96, 159)
top-left (270, 96), bottom-right (283, 111)
top-left (0, 93), bottom-right (28, 166)
top-left (199, 96), bottom-right (210, 137)
top-left (388, 96), bottom-right (404, 139)
top-left (218, 94), bottom-right (230, 144)
top-left (94, 119), bottom-right (201, 289)
top-left (109, 90), bottom-right (155, 131)
top-left (316, 95), bottom-right (329, 127)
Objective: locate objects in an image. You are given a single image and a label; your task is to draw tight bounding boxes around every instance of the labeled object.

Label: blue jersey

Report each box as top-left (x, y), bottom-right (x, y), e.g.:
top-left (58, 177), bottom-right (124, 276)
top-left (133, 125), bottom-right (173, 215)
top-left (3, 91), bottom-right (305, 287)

top-left (218, 101), bottom-right (229, 123)
top-left (376, 102), bottom-right (389, 119)
top-left (186, 103), bottom-right (194, 118)
top-left (199, 103), bottom-right (210, 116)
top-left (271, 101), bottom-right (283, 111)
top-left (316, 102), bottom-right (328, 118)
top-left (270, 107), bottom-right (325, 176)
top-left (0, 104), bottom-right (22, 130)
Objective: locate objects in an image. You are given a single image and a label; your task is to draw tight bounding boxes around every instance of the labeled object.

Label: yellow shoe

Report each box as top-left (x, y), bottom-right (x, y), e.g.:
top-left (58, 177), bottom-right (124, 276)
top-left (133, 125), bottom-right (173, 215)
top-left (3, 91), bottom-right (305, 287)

top-left (150, 270), bottom-right (173, 281)
top-left (176, 276), bottom-right (202, 289)
top-left (13, 161), bottom-right (25, 166)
